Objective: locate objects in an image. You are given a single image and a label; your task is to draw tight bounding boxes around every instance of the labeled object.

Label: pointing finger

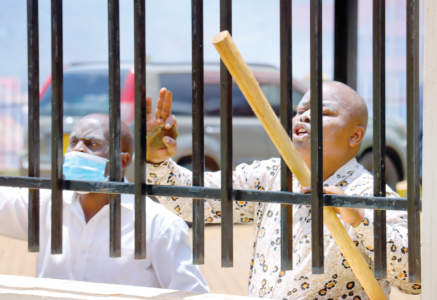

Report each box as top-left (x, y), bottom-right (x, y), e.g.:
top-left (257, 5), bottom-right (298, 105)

top-left (161, 90), bottom-right (173, 121)
top-left (155, 88), bottom-right (167, 119)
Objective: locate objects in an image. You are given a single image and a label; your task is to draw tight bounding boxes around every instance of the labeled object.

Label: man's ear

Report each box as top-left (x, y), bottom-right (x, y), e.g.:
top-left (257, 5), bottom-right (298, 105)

top-left (349, 126), bottom-right (365, 148)
top-left (121, 152), bottom-right (132, 171)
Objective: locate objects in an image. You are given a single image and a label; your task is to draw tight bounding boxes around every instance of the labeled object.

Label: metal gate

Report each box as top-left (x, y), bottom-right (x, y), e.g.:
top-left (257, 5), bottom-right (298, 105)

top-left (0, 0), bottom-right (420, 285)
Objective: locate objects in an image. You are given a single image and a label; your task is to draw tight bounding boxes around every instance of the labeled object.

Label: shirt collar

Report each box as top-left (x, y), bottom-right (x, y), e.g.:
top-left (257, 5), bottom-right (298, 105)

top-left (64, 177), bottom-right (136, 210)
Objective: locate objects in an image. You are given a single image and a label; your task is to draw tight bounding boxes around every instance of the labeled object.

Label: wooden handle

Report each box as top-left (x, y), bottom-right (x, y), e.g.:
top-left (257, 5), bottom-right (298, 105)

top-left (212, 30), bottom-right (388, 300)
top-left (211, 31), bottom-right (311, 186)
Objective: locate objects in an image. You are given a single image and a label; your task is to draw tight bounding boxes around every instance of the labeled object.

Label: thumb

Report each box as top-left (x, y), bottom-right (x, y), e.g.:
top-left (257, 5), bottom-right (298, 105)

top-left (163, 136), bottom-right (177, 155)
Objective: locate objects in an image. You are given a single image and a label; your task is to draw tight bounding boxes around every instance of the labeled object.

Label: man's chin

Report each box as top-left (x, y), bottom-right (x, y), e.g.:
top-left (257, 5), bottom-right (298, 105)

top-left (293, 140), bottom-right (310, 150)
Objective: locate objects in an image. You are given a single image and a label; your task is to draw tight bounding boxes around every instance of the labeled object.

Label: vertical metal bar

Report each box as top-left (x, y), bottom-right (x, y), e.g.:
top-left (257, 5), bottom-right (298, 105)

top-left (192, 0), bottom-right (205, 264)
top-left (280, 0), bottom-right (294, 271)
top-left (406, 0), bottom-right (421, 283)
top-left (108, 0), bottom-right (122, 258)
top-left (373, 0), bottom-right (387, 279)
top-left (50, 0), bottom-right (63, 255)
top-left (310, 0), bottom-right (324, 274)
top-left (220, 0), bottom-right (233, 268)
top-left (134, 0), bottom-right (146, 260)
top-left (333, 0), bottom-right (358, 90)
top-left (27, 0), bottom-right (40, 253)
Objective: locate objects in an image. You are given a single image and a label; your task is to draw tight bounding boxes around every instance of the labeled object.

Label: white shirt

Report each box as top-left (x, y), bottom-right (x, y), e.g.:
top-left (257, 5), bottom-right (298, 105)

top-left (146, 158), bottom-right (421, 299)
top-left (0, 187), bottom-right (209, 293)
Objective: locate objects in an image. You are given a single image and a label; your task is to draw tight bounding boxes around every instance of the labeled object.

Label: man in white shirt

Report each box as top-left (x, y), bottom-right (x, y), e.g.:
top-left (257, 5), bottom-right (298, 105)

top-left (0, 114), bottom-right (209, 293)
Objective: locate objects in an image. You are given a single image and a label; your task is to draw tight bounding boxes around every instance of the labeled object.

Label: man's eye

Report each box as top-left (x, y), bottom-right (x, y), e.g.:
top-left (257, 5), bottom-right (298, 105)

top-left (91, 142), bottom-right (98, 147)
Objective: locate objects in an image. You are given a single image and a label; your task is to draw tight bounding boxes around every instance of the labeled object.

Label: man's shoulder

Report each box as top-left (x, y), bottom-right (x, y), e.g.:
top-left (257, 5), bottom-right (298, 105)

top-left (345, 164), bottom-right (399, 197)
top-left (236, 157), bottom-right (281, 172)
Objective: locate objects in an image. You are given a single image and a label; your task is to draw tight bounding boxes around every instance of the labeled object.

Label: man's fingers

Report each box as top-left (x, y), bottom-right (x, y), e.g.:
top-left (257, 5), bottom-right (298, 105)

top-left (155, 88), bottom-right (167, 119)
top-left (163, 136), bottom-right (176, 147)
top-left (155, 97), bottom-right (163, 119)
top-left (164, 115), bottom-right (177, 129)
top-left (161, 91), bottom-right (173, 121)
top-left (146, 96), bottom-right (154, 121)
top-left (159, 87), bottom-right (167, 99)
top-left (301, 187), bottom-right (311, 194)
top-left (163, 136), bottom-right (177, 156)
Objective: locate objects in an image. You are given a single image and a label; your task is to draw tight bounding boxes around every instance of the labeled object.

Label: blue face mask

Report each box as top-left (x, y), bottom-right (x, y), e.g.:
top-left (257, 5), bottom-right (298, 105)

top-left (63, 151), bottom-right (108, 182)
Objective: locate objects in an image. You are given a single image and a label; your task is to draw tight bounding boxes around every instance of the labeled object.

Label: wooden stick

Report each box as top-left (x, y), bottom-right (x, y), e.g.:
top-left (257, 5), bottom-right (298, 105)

top-left (212, 31), bottom-right (388, 300)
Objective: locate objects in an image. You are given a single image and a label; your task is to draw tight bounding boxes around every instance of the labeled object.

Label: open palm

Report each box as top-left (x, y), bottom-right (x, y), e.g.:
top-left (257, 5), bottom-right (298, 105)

top-left (146, 88), bottom-right (177, 163)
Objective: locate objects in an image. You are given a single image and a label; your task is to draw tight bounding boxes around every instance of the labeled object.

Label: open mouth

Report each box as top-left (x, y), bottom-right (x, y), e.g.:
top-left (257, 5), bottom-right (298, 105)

top-left (293, 124), bottom-right (311, 138)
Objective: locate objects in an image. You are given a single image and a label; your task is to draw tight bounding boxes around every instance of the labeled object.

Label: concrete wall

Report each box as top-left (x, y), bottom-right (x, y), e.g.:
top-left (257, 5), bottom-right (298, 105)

top-left (0, 275), bottom-right (257, 300)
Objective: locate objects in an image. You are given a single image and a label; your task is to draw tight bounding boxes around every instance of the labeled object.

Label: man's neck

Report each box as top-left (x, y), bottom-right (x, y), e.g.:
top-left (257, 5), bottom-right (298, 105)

top-left (79, 193), bottom-right (110, 223)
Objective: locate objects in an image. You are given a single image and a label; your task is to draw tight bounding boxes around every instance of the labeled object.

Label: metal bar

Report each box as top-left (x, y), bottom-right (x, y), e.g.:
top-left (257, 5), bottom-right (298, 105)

top-left (0, 176), bottom-right (416, 211)
top-left (280, 0), bottom-right (293, 271)
top-left (27, 0), bottom-right (40, 253)
top-left (192, 0), bottom-right (205, 264)
top-left (134, 0), bottom-right (146, 260)
top-left (373, 0), bottom-right (387, 279)
top-left (333, 0), bottom-right (358, 90)
top-left (220, 0), bottom-right (233, 268)
top-left (310, 0), bottom-right (324, 274)
top-left (50, 0), bottom-right (63, 255)
top-left (406, 0), bottom-right (421, 283)
top-left (108, 0), bottom-right (122, 258)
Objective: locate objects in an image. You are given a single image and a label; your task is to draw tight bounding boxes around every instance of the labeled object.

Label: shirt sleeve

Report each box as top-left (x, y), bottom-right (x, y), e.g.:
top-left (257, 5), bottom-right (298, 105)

top-left (150, 218), bottom-right (209, 293)
top-left (0, 187), bottom-right (30, 241)
top-left (146, 158), bottom-right (280, 224)
top-left (352, 195), bottom-right (421, 295)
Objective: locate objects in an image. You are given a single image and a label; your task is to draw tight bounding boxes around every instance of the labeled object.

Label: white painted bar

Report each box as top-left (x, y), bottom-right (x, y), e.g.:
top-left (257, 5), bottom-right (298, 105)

top-left (422, 0), bottom-right (437, 297)
top-left (0, 275), bottom-right (257, 300)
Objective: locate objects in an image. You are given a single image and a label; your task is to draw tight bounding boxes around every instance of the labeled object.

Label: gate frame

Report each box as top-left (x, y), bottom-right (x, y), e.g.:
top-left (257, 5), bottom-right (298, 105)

top-left (422, 0), bottom-right (437, 295)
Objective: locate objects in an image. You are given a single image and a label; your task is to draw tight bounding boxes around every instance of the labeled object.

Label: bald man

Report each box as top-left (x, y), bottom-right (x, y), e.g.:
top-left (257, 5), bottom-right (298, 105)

top-left (145, 84), bottom-right (421, 299)
top-left (0, 114), bottom-right (208, 293)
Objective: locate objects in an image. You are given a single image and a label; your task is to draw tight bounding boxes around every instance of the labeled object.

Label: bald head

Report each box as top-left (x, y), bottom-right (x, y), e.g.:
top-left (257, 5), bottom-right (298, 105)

top-left (322, 81), bottom-right (368, 130)
top-left (75, 113), bottom-right (134, 156)
top-left (292, 81), bottom-right (368, 179)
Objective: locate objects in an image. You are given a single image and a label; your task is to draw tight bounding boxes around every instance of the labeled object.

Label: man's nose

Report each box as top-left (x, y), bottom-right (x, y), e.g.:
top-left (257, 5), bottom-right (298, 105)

top-left (300, 110), bottom-right (311, 123)
top-left (72, 141), bottom-right (87, 153)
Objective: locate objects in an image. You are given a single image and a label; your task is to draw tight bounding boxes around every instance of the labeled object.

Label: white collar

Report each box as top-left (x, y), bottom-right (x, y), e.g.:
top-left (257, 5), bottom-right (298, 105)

top-left (64, 177), bottom-right (138, 210)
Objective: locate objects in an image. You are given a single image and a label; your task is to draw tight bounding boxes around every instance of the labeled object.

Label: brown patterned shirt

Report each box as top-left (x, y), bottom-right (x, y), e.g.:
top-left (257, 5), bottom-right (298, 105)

top-left (146, 158), bottom-right (421, 299)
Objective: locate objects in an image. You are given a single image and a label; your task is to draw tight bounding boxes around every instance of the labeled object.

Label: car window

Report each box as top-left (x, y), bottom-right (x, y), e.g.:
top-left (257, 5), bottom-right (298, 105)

top-left (159, 73), bottom-right (253, 117)
top-left (260, 85), bottom-right (303, 116)
top-left (159, 73), bottom-right (302, 117)
top-left (40, 69), bottom-right (128, 117)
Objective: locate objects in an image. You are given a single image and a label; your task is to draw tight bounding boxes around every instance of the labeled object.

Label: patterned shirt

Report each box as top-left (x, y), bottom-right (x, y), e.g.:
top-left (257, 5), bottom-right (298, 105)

top-left (146, 158), bottom-right (421, 299)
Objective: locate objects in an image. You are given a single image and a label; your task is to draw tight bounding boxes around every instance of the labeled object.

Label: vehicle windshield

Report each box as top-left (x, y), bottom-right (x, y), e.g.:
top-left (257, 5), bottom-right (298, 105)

top-left (159, 73), bottom-right (301, 117)
top-left (40, 69), bottom-right (128, 116)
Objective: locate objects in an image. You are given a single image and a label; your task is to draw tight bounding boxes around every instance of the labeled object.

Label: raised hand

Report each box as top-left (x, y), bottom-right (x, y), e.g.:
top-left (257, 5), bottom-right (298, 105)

top-left (146, 88), bottom-right (177, 164)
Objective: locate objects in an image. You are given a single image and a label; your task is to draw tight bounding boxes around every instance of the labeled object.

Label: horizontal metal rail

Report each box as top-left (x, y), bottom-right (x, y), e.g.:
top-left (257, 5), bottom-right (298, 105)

top-left (0, 176), bottom-right (417, 212)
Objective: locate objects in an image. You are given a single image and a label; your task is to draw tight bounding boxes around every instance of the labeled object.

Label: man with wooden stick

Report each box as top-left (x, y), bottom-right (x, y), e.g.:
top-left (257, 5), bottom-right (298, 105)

top-left (145, 84), bottom-right (421, 299)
